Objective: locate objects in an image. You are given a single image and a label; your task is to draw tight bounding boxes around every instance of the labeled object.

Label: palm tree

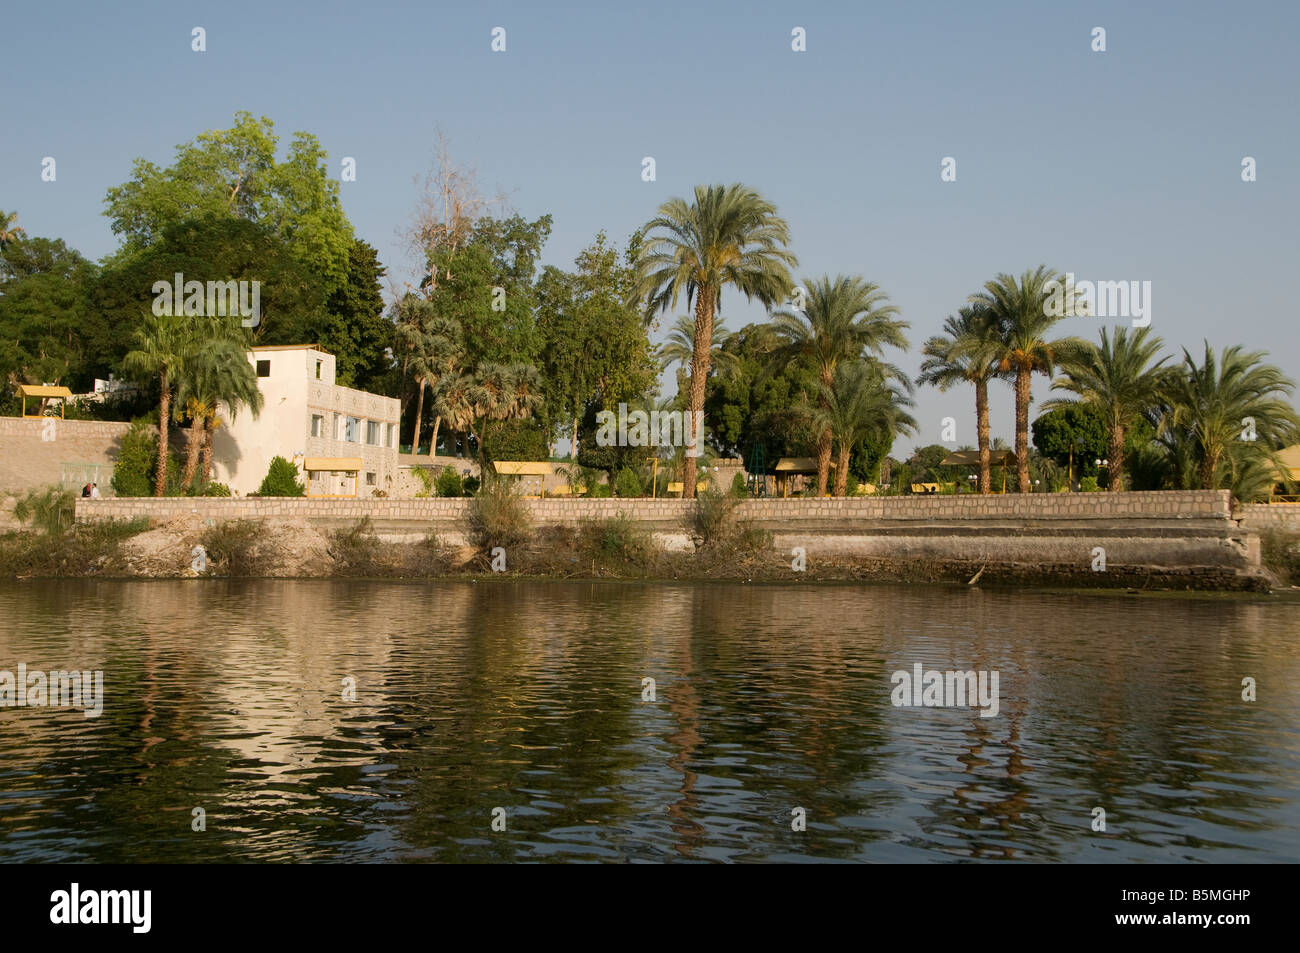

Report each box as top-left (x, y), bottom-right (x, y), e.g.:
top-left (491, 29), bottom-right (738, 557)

top-left (173, 325), bottom-right (264, 490)
top-left (658, 315), bottom-right (739, 377)
top-left (971, 266), bottom-right (1087, 492)
top-left (1044, 326), bottom-right (1169, 492)
top-left (918, 305), bottom-right (1005, 493)
top-left (122, 311), bottom-right (188, 496)
top-left (814, 359), bottom-right (917, 496)
top-left (636, 183), bottom-right (797, 498)
top-left (395, 313), bottom-right (437, 454)
top-left (0, 210), bottom-right (25, 248)
top-left (1163, 342), bottom-right (1300, 491)
top-left (770, 275), bottom-right (909, 495)
top-left (433, 372), bottom-right (479, 458)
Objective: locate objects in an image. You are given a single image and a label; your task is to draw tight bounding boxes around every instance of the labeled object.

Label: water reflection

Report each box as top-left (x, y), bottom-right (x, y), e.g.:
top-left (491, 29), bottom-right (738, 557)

top-left (0, 580), bottom-right (1296, 862)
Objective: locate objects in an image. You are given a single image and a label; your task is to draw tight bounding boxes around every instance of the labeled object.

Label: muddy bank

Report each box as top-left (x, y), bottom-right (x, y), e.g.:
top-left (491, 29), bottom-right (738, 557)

top-left (1, 515), bottom-right (1287, 592)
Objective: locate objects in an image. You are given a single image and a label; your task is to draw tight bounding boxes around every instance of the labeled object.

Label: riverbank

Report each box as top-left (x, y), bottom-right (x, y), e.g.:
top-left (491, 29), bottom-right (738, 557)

top-left (4, 490), bottom-right (1297, 590)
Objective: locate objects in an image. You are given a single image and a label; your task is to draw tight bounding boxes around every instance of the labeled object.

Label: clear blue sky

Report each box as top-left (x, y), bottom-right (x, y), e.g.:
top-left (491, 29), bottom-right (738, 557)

top-left (4, 0), bottom-right (1297, 455)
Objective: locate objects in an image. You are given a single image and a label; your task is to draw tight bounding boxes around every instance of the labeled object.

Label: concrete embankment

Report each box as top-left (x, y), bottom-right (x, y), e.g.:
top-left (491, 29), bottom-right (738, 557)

top-left (71, 490), bottom-right (1289, 589)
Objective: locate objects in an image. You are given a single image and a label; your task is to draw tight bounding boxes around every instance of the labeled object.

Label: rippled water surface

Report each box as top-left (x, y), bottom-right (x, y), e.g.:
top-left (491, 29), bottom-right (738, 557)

top-left (1, 579), bottom-right (1297, 862)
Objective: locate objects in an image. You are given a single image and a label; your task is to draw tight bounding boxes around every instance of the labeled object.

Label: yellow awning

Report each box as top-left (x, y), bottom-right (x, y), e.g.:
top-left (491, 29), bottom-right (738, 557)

top-left (774, 457), bottom-right (833, 473)
top-left (304, 457), bottom-right (363, 472)
top-left (16, 384), bottom-right (72, 398)
top-left (494, 461), bottom-right (554, 476)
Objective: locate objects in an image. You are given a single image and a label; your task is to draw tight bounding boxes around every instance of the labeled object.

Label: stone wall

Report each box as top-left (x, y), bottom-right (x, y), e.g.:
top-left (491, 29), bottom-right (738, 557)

top-left (1234, 503), bottom-right (1300, 533)
top-left (0, 418), bottom-right (140, 496)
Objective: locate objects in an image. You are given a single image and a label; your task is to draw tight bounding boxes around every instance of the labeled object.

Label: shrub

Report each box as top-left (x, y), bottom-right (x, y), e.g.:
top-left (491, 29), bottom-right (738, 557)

top-left (0, 517), bottom-right (150, 577)
top-left (730, 472), bottom-right (749, 498)
top-left (329, 517), bottom-right (384, 575)
top-left (14, 486), bottom-right (77, 535)
top-left (462, 475), bottom-right (480, 496)
top-left (413, 467), bottom-right (436, 498)
top-left (201, 482), bottom-right (231, 497)
top-left (579, 513), bottom-right (655, 569)
top-left (845, 474), bottom-right (860, 497)
top-left (587, 482), bottom-right (612, 498)
top-left (693, 488), bottom-right (741, 547)
top-left (112, 419), bottom-right (182, 497)
top-left (1080, 476), bottom-right (1100, 492)
top-left (468, 477), bottom-right (533, 550)
top-left (1261, 530), bottom-right (1300, 587)
top-left (615, 467), bottom-right (644, 498)
top-left (256, 456), bottom-right (306, 497)
top-left (435, 466), bottom-right (463, 498)
top-left (198, 520), bottom-right (267, 575)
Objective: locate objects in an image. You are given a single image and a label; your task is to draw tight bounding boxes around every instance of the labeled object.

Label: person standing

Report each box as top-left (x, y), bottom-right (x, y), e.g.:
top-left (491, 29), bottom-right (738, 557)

top-left (90, 483), bottom-right (101, 499)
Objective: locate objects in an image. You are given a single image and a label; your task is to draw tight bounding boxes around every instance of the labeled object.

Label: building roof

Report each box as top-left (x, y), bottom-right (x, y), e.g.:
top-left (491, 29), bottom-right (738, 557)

top-left (774, 457), bottom-right (834, 473)
top-left (248, 343), bottom-right (328, 354)
top-left (941, 449), bottom-right (1017, 466)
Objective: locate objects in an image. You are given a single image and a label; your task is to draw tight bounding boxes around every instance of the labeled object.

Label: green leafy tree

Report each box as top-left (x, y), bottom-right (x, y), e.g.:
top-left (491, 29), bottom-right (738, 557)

top-left (1032, 404), bottom-right (1109, 481)
top-left (0, 236), bottom-right (103, 391)
top-left (103, 112), bottom-right (354, 299)
top-left (971, 266), bottom-right (1088, 492)
top-left (636, 183), bottom-right (797, 498)
top-left (321, 239), bottom-right (390, 390)
top-left (769, 275), bottom-right (909, 495)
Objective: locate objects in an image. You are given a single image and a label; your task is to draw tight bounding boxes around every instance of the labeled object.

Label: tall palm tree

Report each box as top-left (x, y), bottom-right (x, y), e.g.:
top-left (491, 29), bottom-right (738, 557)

top-left (971, 266), bottom-right (1087, 492)
top-left (1044, 326), bottom-right (1169, 492)
top-left (122, 311), bottom-right (189, 496)
top-left (1163, 342), bottom-right (1300, 491)
top-left (814, 359), bottom-right (917, 496)
top-left (0, 210), bottom-right (25, 248)
top-left (918, 305), bottom-right (1005, 493)
top-left (636, 183), bottom-right (797, 498)
top-left (395, 316), bottom-right (438, 454)
top-left (173, 325), bottom-right (264, 490)
top-left (770, 274), bottom-right (909, 495)
top-left (433, 372), bottom-right (479, 458)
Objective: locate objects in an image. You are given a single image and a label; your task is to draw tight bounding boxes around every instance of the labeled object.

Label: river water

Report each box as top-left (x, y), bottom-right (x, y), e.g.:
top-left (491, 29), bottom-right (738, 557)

top-left (0, 579), bottom-right (1296, 863)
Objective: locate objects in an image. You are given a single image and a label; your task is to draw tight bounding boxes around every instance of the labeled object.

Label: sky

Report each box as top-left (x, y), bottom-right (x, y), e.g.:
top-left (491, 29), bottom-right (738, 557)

top-left (3, 0), bottom-right (1297, 456)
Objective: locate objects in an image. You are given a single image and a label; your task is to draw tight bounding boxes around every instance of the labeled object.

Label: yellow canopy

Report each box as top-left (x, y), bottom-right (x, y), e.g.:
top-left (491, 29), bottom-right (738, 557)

top-left (774, 457), bottom-right (833, 474)
top-left (16, 384), bottom-right (73, 398)
top-left (304, 457), bottom-right (363, 472)
top-left (494, 461), bottom-right (555, 476)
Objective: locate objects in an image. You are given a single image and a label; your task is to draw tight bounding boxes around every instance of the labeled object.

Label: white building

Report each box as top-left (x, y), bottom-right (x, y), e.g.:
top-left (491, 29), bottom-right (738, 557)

top-left (211, 344), bottom-right (401, 497)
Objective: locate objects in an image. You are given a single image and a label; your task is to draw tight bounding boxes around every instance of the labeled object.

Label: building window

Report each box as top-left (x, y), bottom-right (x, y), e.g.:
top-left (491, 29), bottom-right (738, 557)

top-left (315, 360), bottom-right (322, 380)
top-left (256, 360), bottom-right (271, 378)
top-left (334, 413), bottom-right (342, 440)
top-left (311, 415), bottom-right (323, 438)
top-left (366, 472), bottom-right (376, 486)
top-left (345, 416), bottom-right (360, 443)
top-left (366, 420), bottom-right (380, 446)
top-left (386, 423), bottom-right (394, 448)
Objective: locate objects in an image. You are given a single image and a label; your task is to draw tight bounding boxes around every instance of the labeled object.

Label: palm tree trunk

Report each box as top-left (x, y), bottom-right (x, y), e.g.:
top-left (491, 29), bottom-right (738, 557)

top-left (1200, 447), bottom-right (1219, 490)
top-left (817, 368), bottom-right (834, 497)
top-left (411, 379), bottom-right (426, 454)
top-left (201, 416), bottom-right (216, 484)
top-left (572, 416), bottom-right (579, 460)
top-left (682, 291), bottom-right (715, 500)
top-left (430, 415), bottom-right (442, 458)
top-left (155, 371), bottom-right (170, 497)
top-left (834, 443), bottom-right (850, 496)
top-left (182, 416), bottom-right (203, 490)
top-left (1014, 366), bottom-right (1031, 493)
top-left (976, 378), bottom-right (991, 494)
top-left (1108, 423), bottom-right (1125, 492)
